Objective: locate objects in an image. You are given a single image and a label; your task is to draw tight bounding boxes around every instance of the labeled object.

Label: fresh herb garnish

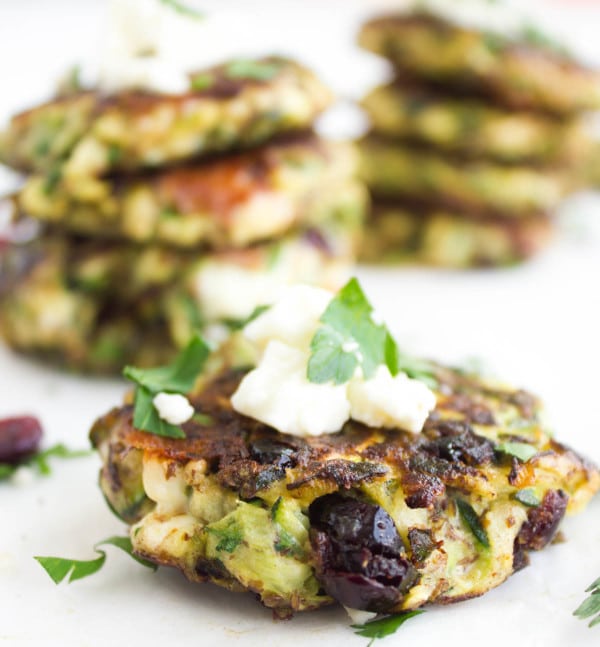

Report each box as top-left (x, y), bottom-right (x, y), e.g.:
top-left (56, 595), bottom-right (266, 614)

top-left (123, 333), bottom-right (209, 439)
top-left (0, 443), bottom-right (92, 482)
top-left (307, 278), bottom-right (437, 387)
top-left (206, 525), bottom-right (243, 553)
top-left (514, 488), bottom-right (540, 507)
top-left (352, 610), bottom-right (424, 646)
top-left (224, 304), bottom-right (271, 331)
top-left (225, 59), bottom-right (282, 81)
top-left (192, 412), bottom-right (214, 426)
top-left (574, 577), bottom-right (600, 628)
top-left (496, 441), bottom-right (537, 463)
top-left (456, 498), bottom-right (490, 548)
top-left (190, 73), bottom-right (214, 91)
top-left (159, 0), bottom-right (203, 19)
top-left (35, 535), bottom-right (156, 584)
top-left (44, 167), bottom-right (62, 195)
top-left (107, 144), bottom-right (121, 165)
top-left (519, 23), bottom-right (570, 58)
top-left (271, 497), bottom-right (303, 557)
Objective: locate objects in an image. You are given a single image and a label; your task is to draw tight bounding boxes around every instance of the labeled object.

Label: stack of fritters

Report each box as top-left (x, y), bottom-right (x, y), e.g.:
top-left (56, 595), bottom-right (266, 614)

top-left (0, 57), bottom-right (367, 372)
top-left (357, 12), bottom-right (600, 267)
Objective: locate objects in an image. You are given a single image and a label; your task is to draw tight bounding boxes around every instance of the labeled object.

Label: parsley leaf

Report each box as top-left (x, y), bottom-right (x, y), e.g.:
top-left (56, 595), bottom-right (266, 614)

top-left (352, 610), bottom-right (424, 645)
top-left (496, 441), bottom-right (537, 462)
top-left (124, 333), bottom-right (209, 395)
top-left (159, 0), bottom-right (203, 19)
top-left (514, 488), bottom-right (540, 507)
top-left (456, 498), bottom-right (490, 548)
top-left (207, 526), bottom-right (243, 553)
top-left (225, 59), bottom-right (282, 81)
top-left (35, 535), bottom-right (157, 584)
top-left (190, 73), bottom-right (214, 91)
top-left (131, 386), bottom-right (186, 440)
top-left (519, 23), bottom-right (570, 58)
top-left (35, 553), bottom-right (106, 584)
top-left (307, 278), bottom-right (437, 387)
top-left (574, 577), bottom-right (600, 628)
top-left (123, 333), bottom-right (209, 439)
top-left (0, 443), bottom-right (92, 481)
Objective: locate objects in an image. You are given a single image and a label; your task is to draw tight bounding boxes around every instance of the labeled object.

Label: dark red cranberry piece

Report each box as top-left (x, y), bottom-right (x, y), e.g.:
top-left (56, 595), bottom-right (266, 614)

top-left (0, 416), bottom-right (43, 463)
top-left (309, 494), bottom-right (417, 613)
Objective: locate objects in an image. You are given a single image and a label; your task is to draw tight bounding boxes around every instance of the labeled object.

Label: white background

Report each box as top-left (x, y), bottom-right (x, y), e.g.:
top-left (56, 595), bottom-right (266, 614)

top-left (1, 1), bottom-right (599, 646)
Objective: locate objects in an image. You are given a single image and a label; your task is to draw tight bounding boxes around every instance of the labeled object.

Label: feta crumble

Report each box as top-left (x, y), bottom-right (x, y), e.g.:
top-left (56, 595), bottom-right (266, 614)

top-left (152, 392), bottom-right (194, 426)
top-left (344, 606), bottom-right (378, 625)
top-left (347, 365), bottom-right (436, 433)
top-left (230, 284), bottom-right (436, 437)
top-left (231, 340), bottom-right (350, 437)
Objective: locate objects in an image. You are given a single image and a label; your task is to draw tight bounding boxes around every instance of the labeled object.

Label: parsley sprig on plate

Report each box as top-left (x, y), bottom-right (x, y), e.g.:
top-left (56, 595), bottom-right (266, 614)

top-left (123, 333), bottom-right (209, 439)
top-left (307, 278), bottom-right (437, 387)
top-left (574, 577), bottom-right (600, 628)
top-left (352, 610), bottom-right (424, 645)
top-left (0, 444), bottom-right (92, 481)
top-left (35, 536), bottom-right (156, 584)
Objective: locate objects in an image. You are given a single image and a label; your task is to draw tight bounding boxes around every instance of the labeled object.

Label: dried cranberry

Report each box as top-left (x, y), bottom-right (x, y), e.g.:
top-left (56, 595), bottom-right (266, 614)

top-left (0, 416), bottom-right (43, 463)
top-left (309, 494), bottom-right (417, 613)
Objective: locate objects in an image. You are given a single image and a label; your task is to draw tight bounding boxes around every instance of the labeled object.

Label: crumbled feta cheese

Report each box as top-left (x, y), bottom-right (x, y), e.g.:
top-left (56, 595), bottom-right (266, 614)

top-left (142, 456), bottom-right (189, 514)
top-left (193, 261), bottom-right (285, 322)
top-left (99, 0), bottom-right (264, 94)
top-left (202, 323), bottom-right (231, 349)
top-left (348, 365), bottom-right (436, 433)
top-left (230, 284), bottom-right (437, 437)
top-left (243, 284), bottom-right (333, 354)
top-left (343, 606), bottom-right (378, 625)
top-left (152, 392), bottom-right (194, 425)
top-left (231, 340), bottom-right (350, 437)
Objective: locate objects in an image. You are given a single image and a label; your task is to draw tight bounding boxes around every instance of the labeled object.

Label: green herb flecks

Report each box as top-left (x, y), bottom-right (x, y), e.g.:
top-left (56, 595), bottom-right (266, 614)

top-left (225, 59), bottom-right (282, 81)
top-left (190, 73), bottom-right (214, 91)
top-left (307, 278), bottom-right (437, 387)
top-left (44, 167), bottom-right (62, 195)
top-left (130, 386), bottom-right (185, 439)
top-left (207, 525), bottom-right (243, 553)
top-left (159, 0), bottom-right (204, 19)
top-left (224, 304), bottom-right (271, 332)
top-left (123, 333), bottom-right (209, 439)
top-left (574, 577), bottom-right (600, 628)
top-left (519, 23), bottom-right (570, 58)
top-left (514, 488), bottom-right (540, 507)
top-left (496, 441), bottom-right (537, 463)
top-left (107, 144), bottom-right (122, 165)
top-left (456, 498), bottom-right (490, 549)
top-left (352, 610), bottom-right (424, 646)
top-left (35, 535), bottom-right (157, 584)
top-left (192, 412), bottom-right (214, 426)
top-left (0, 443), bottom-right (92, 482)
top-left (271, 497), bottom-right (304, 557)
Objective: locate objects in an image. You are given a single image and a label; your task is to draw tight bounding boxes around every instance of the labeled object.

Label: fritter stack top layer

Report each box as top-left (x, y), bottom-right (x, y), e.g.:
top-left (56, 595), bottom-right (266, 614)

top-left (0, 58), bottom-right (367, 372)
top-left (357, 11), bottom-right (600, 267)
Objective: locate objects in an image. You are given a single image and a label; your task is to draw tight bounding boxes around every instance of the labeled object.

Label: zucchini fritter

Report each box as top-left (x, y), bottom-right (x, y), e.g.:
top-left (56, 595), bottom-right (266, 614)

top-left (362, 82), bottom-right (588, 163)
top-left (359, 137), bottom-right (573, 218)
top-left (17, 136), bottom-right (360, 249)
top-left (359, 13), bottom-right (600, 115)
top-left (359, 204), bottom-right (553, 267)
top-left (0, 220), bottom-right (359, 373)
top-left (91, 361), bottom-right (599, 617)
top-left (0, 57), bottom-right (332, 180)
